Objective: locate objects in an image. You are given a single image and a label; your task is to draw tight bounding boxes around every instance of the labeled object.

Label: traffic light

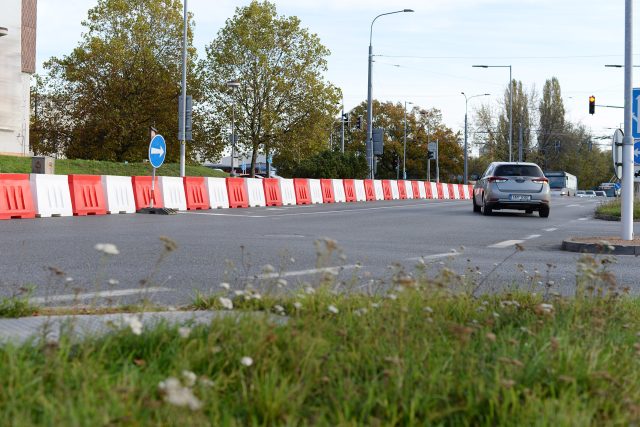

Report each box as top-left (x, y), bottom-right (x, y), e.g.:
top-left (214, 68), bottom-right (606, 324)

top-left (342, 113), bottom-right (349, 124)
top-left (356, 115), bottom-right (362, 130)
top-left (589, 95), bottom-right (595, 115)
top-left (427, 150), bottom-right (435, 160)
top-left (392, 155), bottom-right (398, 170)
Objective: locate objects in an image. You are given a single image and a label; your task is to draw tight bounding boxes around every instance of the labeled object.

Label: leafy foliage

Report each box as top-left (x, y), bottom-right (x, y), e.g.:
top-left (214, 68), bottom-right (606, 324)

top-left (31, 0), bottom-right (203, 162)
top-left (283, 149), bottom-right (368, 179)
top-left (199, 1), bottom-right (340, 176)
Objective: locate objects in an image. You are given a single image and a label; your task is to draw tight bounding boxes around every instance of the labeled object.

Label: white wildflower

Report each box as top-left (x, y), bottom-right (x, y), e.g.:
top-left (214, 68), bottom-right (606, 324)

top-left (328, 305), bottom-right (339, 314)
top-left (492, 311), bottom-right (500, 318)
top-left (199, 377), bottom-right (214, 387)
top-left (241, 356), bottom-right (253, 367)
top-left (293, 301), bottom-right (303, 310)
top-left (108, 278), bottom-right (119, 285)
top-left (304, 286), bottom-right (315, 295)
top-left (424, 306), bottom-right (433, 313)
top-left (94, 243), bottom-right (119, 255)
top-left (219, 297), bottom-right (233, 310)
top-left (158, 377), bottom-right (202, 411)
top-left (276, 278), bottom-right (288, 287)
top-left (178, 327), bottom-right (191, 339)
top-left (219, 282), bottom-right (230, 290)
top-left (273, 305), bottom-right (285, 314)
top-left (548, 280), bottom-right (555, 286)
top-left (182, 370), bottom-right (197, 387)
top-left (538, 303), bottom-right (554, 314)
top-left (122, 314), bottom-right (143, 335)
top-left (354, 308), bottom-right (368, 316)
top-left (387, 293), bottom-right (398, 301)
top-left (233, 290), bottom-right (245, 296)
top-left (262, 264), bottom-right (275, 273)
top-left (251, 292), bottom-right (262, 300)
top-left (371, 303), bottom-right (380, 309)
top-left (65, 277), bottom-right (74, 282)
top-left (290, 257), bottom-right (295, 263)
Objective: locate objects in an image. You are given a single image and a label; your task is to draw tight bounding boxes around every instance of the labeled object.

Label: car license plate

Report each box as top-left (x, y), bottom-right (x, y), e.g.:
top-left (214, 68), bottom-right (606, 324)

top-left (509, 194), bottom-right (531, 201)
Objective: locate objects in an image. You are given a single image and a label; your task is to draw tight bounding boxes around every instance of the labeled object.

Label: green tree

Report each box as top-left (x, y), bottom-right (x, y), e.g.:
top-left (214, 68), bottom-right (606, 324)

top-left (289, 150), bottom-right (368, 179)
top-left (495, 80), bottom-right (532, 162)
top-left (536, 77), bottom-right (567, 170)
top-left (200, 1), bottom-right (340, 176)
top-left (31, 0), bottom-right (201, 162)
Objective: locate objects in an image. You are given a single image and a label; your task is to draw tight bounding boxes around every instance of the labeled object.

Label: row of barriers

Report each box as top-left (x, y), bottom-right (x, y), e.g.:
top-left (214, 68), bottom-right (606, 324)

top-left (0, 173), bottom-right (473, 219)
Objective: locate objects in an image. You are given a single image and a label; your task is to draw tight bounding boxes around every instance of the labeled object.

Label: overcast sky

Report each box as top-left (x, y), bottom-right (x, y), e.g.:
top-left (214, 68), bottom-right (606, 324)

top-left (37, 0), bottom-right (639, 148)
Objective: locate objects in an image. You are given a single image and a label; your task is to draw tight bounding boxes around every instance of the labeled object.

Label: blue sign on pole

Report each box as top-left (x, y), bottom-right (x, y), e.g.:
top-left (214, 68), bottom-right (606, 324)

top-left (148, 135), bottom-right (166, 168)
top-left (633, 88), bottom-right (640, 164)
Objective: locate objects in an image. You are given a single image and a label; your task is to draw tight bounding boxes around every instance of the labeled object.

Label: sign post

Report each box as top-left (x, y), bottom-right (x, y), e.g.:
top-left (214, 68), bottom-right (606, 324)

top-left (139, 131), bottom-right (174, 214)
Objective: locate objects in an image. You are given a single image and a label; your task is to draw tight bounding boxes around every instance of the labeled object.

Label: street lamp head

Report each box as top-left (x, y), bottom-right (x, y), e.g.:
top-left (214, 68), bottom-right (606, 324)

top-left (0, 27), bottom-right (8, 37)
top-left (403, 9), bottom-right (414, 12)
top-left (484, 93), bottom-right (491, 96)
top-left (604, 64), bottom-right (623, 68)
top-left (461, 91), bottom-right (465, 95)
top-left (472, 65), bottom-right (489, 68)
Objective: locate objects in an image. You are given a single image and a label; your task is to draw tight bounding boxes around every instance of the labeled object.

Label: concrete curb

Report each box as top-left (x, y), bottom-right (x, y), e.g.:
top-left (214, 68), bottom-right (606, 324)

top-left (593, 213), bottom-right (639, 222)
top-left (561, 239), bottom-right (640, 256)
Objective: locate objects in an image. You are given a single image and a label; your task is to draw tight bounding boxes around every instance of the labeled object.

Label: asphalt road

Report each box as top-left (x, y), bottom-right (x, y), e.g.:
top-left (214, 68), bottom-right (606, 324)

top-left (0, 196), bottom-right (637, 307)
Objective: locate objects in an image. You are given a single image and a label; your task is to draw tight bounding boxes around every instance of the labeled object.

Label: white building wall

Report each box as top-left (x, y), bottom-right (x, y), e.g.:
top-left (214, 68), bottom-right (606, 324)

top-left (0, 0), bottom-right (31, 156)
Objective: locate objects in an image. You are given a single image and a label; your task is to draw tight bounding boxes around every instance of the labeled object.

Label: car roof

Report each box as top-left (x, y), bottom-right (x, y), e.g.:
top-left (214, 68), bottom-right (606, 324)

top-left (490, 161), bottom-right (541, 167)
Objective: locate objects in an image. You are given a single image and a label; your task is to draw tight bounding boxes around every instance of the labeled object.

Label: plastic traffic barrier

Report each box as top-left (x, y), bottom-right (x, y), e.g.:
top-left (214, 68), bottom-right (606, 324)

top-left (343, 179), bottom-right (356, 202)
top-left (206, 177), bottom-right (229, 209)
top-left (294, 178), bottom-right (312, 205)
top-left (183, 177), bottom-right (210, 210)
top-left (390, 180), bottom-right (400, 200)
top-left (101, 175), bottom-right (136, 214)
top-left (466, 185), bottom-right (473, 199)
top-left (441, 183), bottom-right (450, 199)
top-left (280, 178), bottom-right (296, 205)
top-left (31, 174), bottom-right (74, 217)
top-left (398, 181), bottom-right (413, 199)
top-left (332, 179), bottom-right (346, 203)
top-left (158, 176), bottom-right (187, 211)
top-left (132, 176), bottom-right (163, 211)
top-left (0, 174), bottom-right (35, 219)
top-left (435, 183), bottom-right (444, 199)
top-left (417, 181), bottom-right (426, 199)
top-left (320, 179), bottom-right (335, 203)
top-left (397, 180), bottom-right (407, 199)
top-left (423, 181), bottom-right (432, 199)
top-left (374, 180), bottom-right (384, 200)
top-left (428, 182), bottom-right (437, 199)
top-left (246, 178), bottom-right (266, 207)
top-left (226, 177), bottom-right (249, 208)
top-left (263, 178), bottom-right (282, 206)
top-left (68, 174), bottom-right (107, 216)
top-left (364, 179), bottom-right (376, 201)
top-left (381, 180), bottom-right (392, 200)
top-left (354, 179), bottom-right (367, 202)
top-left (411, 181), bottom-right (421, 199)
top-left (449, 183), bottom-right (459, 200)
top-left (308, 179), bottom-right (323, 204)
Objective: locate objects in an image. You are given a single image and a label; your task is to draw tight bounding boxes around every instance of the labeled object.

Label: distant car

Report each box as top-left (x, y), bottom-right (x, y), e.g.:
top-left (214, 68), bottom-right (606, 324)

top-left (584, 190), bottom-right (597, 197)
top-left (594, 190), bottom-right (607, 197)
top-left (576, 190), bottom-right (586, 197)
top-left (473, 162), bottom-right (550, 217)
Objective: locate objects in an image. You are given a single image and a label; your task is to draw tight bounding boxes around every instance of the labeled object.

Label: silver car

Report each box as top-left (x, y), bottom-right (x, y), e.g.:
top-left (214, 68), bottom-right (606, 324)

top-left (473, 162), bottom-right (551, 217)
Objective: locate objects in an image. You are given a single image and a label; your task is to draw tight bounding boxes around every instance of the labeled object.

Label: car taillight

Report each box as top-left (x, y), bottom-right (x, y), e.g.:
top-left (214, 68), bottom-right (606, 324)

top-left (532, 178), bottom-right (548, 184)
top-left (488, 176), bottom-right (508, 183)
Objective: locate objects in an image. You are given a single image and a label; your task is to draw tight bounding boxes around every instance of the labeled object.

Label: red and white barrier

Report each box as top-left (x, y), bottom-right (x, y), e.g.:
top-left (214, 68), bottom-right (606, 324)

top-left (451, 184), bottom-right (461, 200)
top-left (102, 175), bottom-right (136, 214)
top-left (332, 179), bottom-right (346, 203)
top-left (206, 177), bottom-right (229, 209)
top-left (390, 180), bottom-right (400, 200)
top-left (374, 180), bottom-right (384, 200)
top-left (354, 179), bottom-right (366, 202)
top-left (246, 178), bottom-right (266, 207)
top-left (280, 178), bottom-right (296, 206)
top-left (417, 181), bottom-right (426, 199)
top-left (30, 174), bottom-right (73, 217)
top-left (430, 182), bottom-right (439, 199)
top-left (159, 176), bottom-right (187, 211)
top-left (309, 179), bottom-right (323, 204)
top-left (441, 183), bottom-right (450, 200)
top-left (403, 181), bottom-right (413, 199)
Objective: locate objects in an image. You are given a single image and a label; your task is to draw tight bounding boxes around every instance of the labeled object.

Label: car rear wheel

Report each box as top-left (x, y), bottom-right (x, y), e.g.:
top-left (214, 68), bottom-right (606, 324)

top-left (473, 195), bottom-right (481, 213)
top-left (481, 194), bottom-right (492, 216)
top-left (539, 205), bottom-right (550, 218)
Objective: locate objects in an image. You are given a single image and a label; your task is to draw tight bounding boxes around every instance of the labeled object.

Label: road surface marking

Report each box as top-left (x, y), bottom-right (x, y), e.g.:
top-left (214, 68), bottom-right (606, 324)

top-left (179, 212), bottom-right (268, 218)
top-left (543, 227), bottom-right (558, 232)
top-left (567, 204), bottom-right (581, 207)
top-left (250, 265), bottom-right (358, 280)
top-left (488, 240), bottom-right (525, 249)
top-left (29, 287), bottom-right (173, 304)
top-left (406, 252), bottom-right (461, 261)
top-left (524, 234), bottom-right (541, 240)
top-left (578, 217), bottom-right (589, 221)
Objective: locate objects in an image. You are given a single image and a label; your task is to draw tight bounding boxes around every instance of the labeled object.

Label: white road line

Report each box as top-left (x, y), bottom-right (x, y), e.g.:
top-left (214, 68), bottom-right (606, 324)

top-left (488, 239), bottom-right (525, 249)
top-left (524, 234), bottom-right (541, 240)
top-left (250, 265), bottom-right (358, 280)
top-left (543, 227), bottom-right (558, 232)
top-left (29, 287), bottom-right (173, 304)
top-left (406, 252), bottom-right (461, 261)
top-left (566, 204), bottom-right (582, 207)
top-left (578, 217), bottom-right (589, 221)
top-left (179, 212), bottom-right (268, 218)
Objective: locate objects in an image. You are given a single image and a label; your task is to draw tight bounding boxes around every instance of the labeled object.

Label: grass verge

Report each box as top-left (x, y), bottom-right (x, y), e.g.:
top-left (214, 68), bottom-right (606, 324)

top-left (0, 155), bottom-right (226, 177)
top-left (1, 286), bottom-right (640, 425)
top-left (595, 198), bottom-right (640, 219)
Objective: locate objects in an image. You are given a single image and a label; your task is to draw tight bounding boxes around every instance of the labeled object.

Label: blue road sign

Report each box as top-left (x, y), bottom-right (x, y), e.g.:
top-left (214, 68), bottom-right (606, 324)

top-left (633, 88), bottom-right (640, 164)
top-left (148, 134), bottom-right (166, 168)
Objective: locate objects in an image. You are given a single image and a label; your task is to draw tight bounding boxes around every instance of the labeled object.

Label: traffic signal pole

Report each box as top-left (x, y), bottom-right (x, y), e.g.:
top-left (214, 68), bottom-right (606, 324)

top-left (621, 0), bottom-right (635, 240)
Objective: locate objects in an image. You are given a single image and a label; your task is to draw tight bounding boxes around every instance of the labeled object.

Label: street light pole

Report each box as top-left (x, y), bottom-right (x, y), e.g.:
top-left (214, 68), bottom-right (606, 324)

top-left (367, 9), bottom-right (414, 179)
top-left (341, 99), bottom-right (345, 153)
top-left (473, 65), bottom-right (513, 161)
top-left (226, 80), bottom-right (240, 177)
top-left (461, 92), bottom-right (490, 184)
top-left (622, 0), bottom-right (634, 240)
top-left (403, 100), bottom-right (412, 180)
top-left (179, 0), bottom-right (188, 177)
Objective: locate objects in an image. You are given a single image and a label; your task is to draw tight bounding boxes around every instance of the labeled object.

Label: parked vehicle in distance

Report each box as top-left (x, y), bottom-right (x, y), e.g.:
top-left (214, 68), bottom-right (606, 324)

top-left (473, 162), bottom-right (551, 217)
top-left (583, 190), bottom-right (597, 197)
top-left (598, 182), bottom-right (620, 197)
top-left (576, 190), bottom-right (586, 197)
top-left (544, 171), bottom-right (577, 196)
top-left (594, 190), bottom-right (607, 197)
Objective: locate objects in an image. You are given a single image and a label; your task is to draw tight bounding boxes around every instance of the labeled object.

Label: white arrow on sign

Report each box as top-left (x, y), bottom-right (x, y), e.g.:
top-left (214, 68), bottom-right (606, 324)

top-left (151, 146), bottom-right (164, 156)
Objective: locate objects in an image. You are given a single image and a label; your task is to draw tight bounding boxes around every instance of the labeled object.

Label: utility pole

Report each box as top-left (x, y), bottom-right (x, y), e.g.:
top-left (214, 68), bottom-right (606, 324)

top-left (341, 101), bottom-right (345, 153)
top-left (435, 140), bottom-right (440, 183)
top-left (518, 123), bottom-right (523, 162)
top-left (621, 0), bottom-right (634, 240)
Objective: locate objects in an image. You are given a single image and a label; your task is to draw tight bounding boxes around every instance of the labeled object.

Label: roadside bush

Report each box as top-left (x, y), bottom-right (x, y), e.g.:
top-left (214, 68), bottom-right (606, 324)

top-left (277, 150), bottom-right (368, 179)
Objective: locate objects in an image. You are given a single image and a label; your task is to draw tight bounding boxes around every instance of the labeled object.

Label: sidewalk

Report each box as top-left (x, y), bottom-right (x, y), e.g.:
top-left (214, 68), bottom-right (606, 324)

top-left (0, 310), bottom-right (277, 345)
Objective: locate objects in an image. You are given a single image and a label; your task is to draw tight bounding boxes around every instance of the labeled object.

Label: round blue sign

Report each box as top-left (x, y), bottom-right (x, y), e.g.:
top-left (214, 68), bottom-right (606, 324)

top-left (148, 135), bottom-right (166, 168)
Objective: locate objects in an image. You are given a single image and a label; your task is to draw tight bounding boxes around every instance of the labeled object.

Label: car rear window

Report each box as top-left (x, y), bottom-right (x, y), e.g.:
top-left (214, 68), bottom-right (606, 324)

top-left (494, 165), bottom-right (543, 177)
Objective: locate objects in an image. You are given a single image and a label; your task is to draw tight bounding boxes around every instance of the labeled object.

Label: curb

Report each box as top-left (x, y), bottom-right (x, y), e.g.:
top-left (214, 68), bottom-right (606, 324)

top-left (561, 239), bottom-right (640, 256)
top-left (593, 213), bottom-right (620, 222)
